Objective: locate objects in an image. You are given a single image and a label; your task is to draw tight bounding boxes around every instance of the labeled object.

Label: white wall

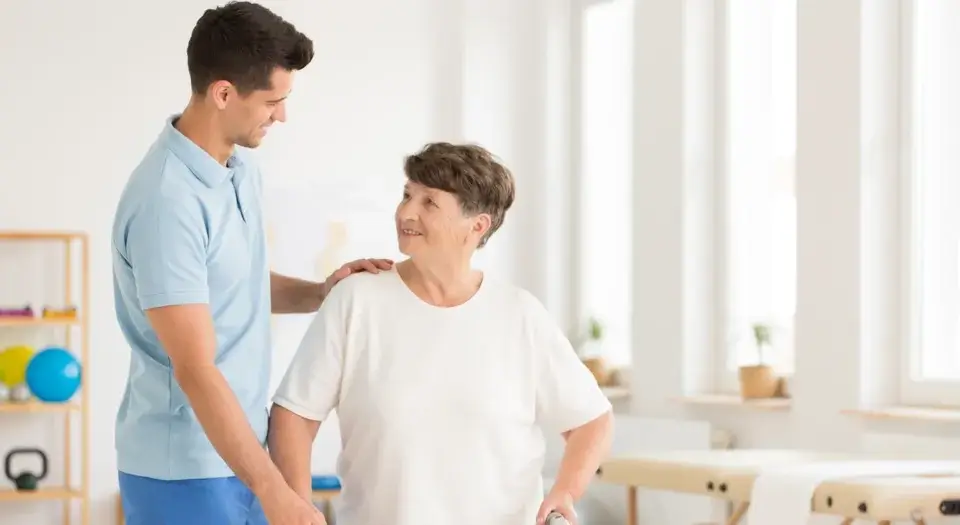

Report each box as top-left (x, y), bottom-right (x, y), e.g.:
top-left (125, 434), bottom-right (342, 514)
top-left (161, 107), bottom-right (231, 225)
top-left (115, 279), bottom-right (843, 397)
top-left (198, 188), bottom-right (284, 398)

top-left (0, 1), bottom-right (574, 523)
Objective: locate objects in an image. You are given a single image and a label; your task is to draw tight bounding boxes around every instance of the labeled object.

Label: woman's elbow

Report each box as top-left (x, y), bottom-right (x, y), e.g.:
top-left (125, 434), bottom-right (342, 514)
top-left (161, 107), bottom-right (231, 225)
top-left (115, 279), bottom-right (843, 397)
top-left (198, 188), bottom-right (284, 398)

top-left (564, 410), bottom-right (614, 440)
top-left (268, 404), bottom-right (321, 443)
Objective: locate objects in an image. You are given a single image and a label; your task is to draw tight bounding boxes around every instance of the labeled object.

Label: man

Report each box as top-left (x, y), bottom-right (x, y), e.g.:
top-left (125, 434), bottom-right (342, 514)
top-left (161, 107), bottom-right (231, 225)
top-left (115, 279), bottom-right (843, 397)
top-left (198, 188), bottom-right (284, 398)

top-left (110, 3), bottom-right (391, 524)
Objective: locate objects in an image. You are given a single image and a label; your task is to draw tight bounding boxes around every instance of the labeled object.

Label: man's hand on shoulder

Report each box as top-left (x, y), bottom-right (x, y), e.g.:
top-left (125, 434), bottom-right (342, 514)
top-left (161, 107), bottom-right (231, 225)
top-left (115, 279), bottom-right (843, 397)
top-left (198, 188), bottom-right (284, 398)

top-left (321, 258), bottom-right (394, 300)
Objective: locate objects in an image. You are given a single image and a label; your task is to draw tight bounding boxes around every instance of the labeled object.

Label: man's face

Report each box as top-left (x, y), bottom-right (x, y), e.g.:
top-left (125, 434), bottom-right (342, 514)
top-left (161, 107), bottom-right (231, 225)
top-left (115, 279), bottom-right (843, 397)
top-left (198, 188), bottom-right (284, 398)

top-left (218, 68), bottom-right (295, 148)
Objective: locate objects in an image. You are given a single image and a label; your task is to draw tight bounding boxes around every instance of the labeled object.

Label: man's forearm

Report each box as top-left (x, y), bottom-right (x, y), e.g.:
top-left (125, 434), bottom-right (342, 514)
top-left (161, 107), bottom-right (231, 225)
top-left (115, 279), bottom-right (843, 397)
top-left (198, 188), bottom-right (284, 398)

top-left (175, 363), bottom-right (286, 497)
top-left (270, 272), bottom-right (323, 314)
top-left (268, 404), bottom-right (321, 499)
top-left (552, 411), bottom-right (614, 500)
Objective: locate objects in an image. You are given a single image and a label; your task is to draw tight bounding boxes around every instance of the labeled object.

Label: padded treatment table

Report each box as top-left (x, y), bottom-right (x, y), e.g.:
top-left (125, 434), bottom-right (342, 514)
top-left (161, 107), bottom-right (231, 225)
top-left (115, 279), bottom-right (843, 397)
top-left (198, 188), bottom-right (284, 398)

top-left (598, 449), bottom-right (960, 525)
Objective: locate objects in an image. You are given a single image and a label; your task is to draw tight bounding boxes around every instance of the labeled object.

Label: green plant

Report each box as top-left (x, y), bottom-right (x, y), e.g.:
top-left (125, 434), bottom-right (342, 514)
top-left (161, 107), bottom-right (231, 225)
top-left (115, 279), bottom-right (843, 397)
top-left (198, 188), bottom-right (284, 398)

top-left (570, 317), bottom-right (604, 357)
top-left (587, 317), bottom-right (603, 341)
top-left (751, 322), bottom-right (772, 365)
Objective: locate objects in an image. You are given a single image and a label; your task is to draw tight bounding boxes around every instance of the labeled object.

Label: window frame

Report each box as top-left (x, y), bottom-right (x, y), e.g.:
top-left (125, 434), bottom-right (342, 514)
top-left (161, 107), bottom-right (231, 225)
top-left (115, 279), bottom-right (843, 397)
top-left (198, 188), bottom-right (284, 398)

top-left (713, 0), bottom-right (798, 393)
top-left (897, 0), bottom-right (960, 406)
top-left (570, 0), bottom-right (635, 367)
top-left (714, 0), bottom-right (735, 393)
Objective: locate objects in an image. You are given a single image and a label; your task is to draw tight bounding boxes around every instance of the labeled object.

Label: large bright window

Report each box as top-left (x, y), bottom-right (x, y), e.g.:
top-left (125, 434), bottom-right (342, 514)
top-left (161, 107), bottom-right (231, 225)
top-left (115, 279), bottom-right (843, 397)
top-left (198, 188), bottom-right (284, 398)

top-left (577, 0), bottom-right (633, 366)
top-left (720, 0), bottom-right (797, 389)
top-left (901, 0), bottom-right (960, 405)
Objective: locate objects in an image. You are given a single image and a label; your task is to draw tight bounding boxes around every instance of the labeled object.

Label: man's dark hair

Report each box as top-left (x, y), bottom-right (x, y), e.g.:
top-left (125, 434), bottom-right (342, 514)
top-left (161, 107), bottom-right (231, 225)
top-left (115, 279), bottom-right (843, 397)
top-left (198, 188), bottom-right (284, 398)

top-left (404, 142), bottom-right (516, 248)
top-left (186, 1), bottom-right (314, 95)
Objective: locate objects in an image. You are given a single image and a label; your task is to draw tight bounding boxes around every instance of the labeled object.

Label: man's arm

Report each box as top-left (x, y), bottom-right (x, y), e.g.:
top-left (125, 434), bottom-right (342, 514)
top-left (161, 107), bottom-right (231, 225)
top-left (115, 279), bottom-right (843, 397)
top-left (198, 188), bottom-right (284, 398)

top-left (125, 196), bottom-right (292, 503)
top-left (270, 272), bottom-right (323, 314)
top-left (270, 259), bottom-right (394, 314)
top-left (148, 304), bottom-right (290, 498)
top-left (268, 404), bottom-right (321, 499)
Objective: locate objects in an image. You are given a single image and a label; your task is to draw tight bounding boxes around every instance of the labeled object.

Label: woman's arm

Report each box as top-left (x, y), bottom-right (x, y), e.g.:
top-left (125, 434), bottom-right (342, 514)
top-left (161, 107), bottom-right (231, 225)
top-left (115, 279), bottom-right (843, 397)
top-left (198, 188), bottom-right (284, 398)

top-left (521, 290), bottom-right (615, 507)
top-left (269, 279), bottom-right (352, 496)
top-left (268, 404), bottom-right (322, 499)
top-left (552, 411), bottom-right (613, 500)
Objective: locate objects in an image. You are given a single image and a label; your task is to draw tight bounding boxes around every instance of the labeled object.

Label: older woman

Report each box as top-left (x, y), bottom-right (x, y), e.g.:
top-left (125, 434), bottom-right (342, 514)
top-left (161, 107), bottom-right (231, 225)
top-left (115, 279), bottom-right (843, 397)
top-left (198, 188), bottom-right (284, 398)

top-left (268, 142), bottom-right (613, 525)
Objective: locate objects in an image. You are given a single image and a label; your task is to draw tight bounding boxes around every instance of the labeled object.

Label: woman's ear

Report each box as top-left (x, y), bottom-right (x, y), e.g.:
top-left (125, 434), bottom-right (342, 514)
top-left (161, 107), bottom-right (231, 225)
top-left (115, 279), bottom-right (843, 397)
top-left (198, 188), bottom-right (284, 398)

top-left (472, 213), bottom-right (492, 238)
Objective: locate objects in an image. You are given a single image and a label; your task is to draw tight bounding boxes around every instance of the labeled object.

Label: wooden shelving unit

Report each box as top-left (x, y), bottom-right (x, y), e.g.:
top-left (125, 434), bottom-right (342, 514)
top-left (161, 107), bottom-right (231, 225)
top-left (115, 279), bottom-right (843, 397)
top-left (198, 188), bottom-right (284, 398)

top-left (0, 230), bottom-right (89, 525)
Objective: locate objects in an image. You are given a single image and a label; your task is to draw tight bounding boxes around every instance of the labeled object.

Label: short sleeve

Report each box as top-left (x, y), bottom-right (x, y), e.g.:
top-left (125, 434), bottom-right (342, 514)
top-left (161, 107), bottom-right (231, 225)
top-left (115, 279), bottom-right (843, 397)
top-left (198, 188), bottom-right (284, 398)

top-left (272, 285), bottom-right (348, 422)
top-left (525, 292), bottom-right (612, 434)
top-left (126, 196), bottom-right (209, 310)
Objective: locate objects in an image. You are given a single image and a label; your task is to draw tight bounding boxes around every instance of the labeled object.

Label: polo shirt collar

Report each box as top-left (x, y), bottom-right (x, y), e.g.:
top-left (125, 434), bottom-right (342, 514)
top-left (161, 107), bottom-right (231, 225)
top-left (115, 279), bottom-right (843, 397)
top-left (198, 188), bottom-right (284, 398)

top-left (160, 114), bottom-right (245, 187)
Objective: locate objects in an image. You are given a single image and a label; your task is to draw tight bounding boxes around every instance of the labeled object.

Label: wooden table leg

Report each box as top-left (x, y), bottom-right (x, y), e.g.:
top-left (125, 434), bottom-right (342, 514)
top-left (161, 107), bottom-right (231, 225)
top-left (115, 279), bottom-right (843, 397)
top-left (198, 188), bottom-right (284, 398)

top-left (626, 486), bottom-right (637, 525)
top-left (117, 493), bottom-right (125, 525)
top-left (725, 502), bottom-right (749, 525)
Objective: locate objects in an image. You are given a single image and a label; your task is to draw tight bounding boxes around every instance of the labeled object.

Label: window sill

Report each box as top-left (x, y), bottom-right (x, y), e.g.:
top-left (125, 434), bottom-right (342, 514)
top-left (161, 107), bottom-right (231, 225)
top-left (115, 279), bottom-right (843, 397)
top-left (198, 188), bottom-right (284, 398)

top-left (601, 386), bottom-right (631, 401)
top-left (840, 405), bottom-right (960, 422)
top-left (673, 394), bottom-right (792, 411)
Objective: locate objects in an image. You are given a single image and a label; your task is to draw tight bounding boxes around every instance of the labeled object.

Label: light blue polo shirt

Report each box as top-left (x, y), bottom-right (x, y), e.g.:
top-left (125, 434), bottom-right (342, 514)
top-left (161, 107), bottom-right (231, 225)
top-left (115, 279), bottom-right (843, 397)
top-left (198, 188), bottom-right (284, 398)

top-left (111, 115), bottom-right (272, 480)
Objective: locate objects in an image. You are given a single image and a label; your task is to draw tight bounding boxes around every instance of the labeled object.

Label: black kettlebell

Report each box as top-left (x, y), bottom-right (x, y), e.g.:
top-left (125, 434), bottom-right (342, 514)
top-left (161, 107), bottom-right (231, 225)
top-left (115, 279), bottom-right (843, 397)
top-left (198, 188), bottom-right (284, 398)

top-left (5, 448), bottom-right (48, 491)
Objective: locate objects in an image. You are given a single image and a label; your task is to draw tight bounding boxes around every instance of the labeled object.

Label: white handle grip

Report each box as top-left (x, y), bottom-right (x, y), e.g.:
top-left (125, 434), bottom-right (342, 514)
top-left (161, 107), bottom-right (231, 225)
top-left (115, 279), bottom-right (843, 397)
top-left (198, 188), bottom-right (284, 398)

top-left (545, 511), bottom-right (569, 525)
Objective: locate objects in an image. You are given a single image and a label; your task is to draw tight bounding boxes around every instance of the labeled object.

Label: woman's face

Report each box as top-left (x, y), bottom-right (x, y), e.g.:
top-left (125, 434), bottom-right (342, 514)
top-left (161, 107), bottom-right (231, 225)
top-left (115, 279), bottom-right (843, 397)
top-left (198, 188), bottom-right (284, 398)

top-left (395, 181), bottom-right (490, 260)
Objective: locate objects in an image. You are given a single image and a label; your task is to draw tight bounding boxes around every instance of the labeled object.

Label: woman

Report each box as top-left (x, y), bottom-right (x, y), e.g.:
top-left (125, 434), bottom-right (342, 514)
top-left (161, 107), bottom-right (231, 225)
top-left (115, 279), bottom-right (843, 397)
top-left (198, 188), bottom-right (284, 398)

top-left (268, 142), bottom-right (614, 525)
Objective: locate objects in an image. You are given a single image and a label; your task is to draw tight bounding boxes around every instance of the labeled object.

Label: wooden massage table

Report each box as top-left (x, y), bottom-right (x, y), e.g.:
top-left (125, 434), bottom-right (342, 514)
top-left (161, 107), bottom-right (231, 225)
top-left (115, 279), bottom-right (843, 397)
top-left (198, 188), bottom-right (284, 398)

top-left (598, 449), bottom-right (960, 525)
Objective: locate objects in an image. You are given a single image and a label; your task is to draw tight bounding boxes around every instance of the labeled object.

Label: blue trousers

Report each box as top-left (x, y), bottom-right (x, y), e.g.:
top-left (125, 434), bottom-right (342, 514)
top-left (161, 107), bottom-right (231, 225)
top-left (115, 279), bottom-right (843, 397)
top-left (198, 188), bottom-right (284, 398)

top-left (119, 471), bottom-right (267, 525)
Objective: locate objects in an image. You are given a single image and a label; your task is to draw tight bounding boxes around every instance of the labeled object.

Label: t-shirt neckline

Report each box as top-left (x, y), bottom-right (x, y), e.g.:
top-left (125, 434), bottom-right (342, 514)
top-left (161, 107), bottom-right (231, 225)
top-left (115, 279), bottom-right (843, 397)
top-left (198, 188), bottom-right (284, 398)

top-left (389, 265), bottom-right (487, 311)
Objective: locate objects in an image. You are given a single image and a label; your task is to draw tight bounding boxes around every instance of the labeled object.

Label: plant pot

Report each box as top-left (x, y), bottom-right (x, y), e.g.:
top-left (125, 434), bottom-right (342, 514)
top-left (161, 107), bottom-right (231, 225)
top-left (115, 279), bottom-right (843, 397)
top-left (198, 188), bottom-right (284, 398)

top-left (738, 365), bottom-right (779, 399)
top-left (582, 357), bottom-right (608, 386)
top-left (774, 376), bottom-right (790, 398)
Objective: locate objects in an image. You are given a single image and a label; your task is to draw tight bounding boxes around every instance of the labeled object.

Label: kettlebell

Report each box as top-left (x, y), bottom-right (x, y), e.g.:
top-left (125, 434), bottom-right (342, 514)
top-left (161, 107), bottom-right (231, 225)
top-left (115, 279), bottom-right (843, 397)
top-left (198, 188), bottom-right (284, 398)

top-left (5, 448), bottom-right (47, 491)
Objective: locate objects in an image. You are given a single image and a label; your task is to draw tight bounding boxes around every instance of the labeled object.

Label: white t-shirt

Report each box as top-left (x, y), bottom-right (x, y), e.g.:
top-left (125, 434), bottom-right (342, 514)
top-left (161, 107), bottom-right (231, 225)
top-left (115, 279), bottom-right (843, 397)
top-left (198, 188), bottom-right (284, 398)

top-left (272, 269), bottom-right (612, 525)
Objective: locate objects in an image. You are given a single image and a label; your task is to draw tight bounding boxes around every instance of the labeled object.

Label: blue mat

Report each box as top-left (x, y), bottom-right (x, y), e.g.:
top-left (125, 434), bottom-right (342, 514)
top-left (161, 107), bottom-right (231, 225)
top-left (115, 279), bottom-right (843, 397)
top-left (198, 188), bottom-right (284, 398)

top-left (311, 475), bottom-right (342, 491)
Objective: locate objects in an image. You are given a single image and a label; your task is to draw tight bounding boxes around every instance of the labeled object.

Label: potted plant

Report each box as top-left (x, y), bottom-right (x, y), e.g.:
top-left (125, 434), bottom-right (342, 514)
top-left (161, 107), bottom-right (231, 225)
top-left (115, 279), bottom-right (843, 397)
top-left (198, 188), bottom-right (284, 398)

top-left (738, 322), bottom-right (779, 399)
top-left (576, 317), bottom-right (609, 385)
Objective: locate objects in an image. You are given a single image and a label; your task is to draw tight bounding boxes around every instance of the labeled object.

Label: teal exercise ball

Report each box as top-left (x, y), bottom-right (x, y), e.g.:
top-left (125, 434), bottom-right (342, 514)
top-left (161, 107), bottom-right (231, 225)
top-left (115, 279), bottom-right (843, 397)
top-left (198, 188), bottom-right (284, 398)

top-left (25, 347), bottom-right (81, 403)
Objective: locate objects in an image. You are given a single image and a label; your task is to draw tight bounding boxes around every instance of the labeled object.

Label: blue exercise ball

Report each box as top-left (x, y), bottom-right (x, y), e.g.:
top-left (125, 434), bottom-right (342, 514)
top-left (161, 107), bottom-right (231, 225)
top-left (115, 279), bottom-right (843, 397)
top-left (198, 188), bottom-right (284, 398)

top-left (25, 347), bottom-right (81, 403)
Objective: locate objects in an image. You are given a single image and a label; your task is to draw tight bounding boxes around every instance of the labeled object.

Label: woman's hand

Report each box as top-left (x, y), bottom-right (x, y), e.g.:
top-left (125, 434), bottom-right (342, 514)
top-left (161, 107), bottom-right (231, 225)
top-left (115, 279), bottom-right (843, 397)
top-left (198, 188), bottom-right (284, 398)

top-left (536, 488), bottom-right (577, 525)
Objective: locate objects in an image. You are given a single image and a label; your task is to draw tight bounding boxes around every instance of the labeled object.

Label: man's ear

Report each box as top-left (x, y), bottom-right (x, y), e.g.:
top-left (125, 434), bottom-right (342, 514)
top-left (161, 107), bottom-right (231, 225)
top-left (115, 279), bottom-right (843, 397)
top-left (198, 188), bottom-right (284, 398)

top-left (209, 80), bottom-right (234, 110)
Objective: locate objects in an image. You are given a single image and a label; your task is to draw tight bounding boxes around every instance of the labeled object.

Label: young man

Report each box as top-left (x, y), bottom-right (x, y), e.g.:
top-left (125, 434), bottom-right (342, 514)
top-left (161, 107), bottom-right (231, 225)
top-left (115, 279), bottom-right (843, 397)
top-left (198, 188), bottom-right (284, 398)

top-left (111, 3), bottom-right (391, 524)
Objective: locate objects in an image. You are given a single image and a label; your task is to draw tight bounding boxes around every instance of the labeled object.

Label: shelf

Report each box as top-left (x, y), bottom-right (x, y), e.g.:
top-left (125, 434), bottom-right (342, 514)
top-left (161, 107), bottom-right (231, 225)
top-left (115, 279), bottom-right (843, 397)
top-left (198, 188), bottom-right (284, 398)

top-left (0, 487), bottom-right (82, 501)
top-left (0, 317), bottom-right (79, 327)
top-left (674, 394), bottom-right (792, 411)
top-left (0, 229), bottom-right (90, 523)
top-left (0, 401), bottom-right (80, 413)
top-left (841, 405), bottom-right (960, 422)
top-left (0, 231), bottom-right (87, 241)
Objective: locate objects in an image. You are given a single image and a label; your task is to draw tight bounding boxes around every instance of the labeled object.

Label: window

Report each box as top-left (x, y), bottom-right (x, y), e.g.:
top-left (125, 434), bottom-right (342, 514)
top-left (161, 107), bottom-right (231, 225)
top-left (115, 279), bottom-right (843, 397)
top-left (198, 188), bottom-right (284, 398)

top-left (901, 0), bottom-right (960, 405)
top-left (718, 0), bottom-right (797, 390)
top-left (577, 0), bottom-right (633, 367)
